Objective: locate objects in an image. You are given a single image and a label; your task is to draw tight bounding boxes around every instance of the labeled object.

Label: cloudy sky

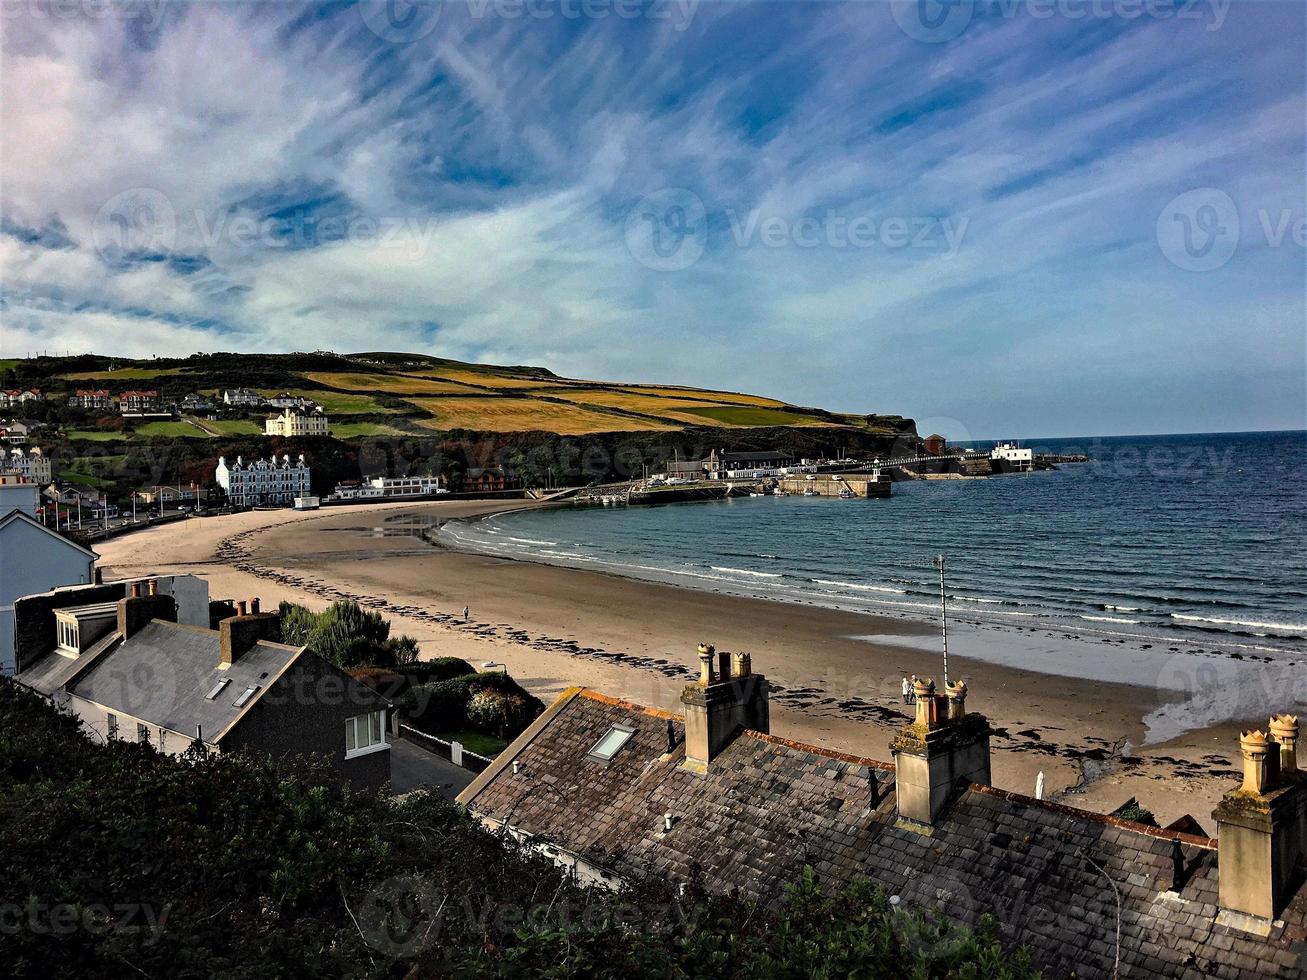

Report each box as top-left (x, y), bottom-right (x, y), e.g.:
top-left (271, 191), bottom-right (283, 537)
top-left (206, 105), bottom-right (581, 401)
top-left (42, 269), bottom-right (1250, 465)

top-left (1, 0), bottom-right (1302, 439)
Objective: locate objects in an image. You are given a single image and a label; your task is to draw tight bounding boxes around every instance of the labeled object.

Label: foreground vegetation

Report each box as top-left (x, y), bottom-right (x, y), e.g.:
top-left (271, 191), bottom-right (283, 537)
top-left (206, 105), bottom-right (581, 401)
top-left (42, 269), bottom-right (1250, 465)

top-left (0, 680), bottom-right (1039, 979)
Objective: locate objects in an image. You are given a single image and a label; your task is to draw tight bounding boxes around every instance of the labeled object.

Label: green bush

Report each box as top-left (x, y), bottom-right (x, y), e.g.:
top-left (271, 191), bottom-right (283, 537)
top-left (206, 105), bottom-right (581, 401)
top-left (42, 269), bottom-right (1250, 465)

top-left (278, 599), bottom-right (421, 670)
top-left (401, 672), bottom-right (544, 740)
top-left (398, 657), bottom-right (475, 684)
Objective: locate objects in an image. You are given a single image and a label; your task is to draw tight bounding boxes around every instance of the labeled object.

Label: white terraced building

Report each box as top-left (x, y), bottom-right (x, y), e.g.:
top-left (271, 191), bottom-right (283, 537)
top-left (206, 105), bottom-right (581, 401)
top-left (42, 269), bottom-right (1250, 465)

top-left (215, 454), bottom-right (311, 507)
top-left (2, 447), bottom-right (52, 484)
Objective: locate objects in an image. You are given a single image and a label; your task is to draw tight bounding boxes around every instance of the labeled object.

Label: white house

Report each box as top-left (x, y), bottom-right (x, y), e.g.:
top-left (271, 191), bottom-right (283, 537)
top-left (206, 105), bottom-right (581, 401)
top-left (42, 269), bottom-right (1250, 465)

top-left (265, 407), bottom-right (329, 437)
top-left (0, 508), bottom-right (98, 674)
top-left (221, 388), bottom-right (265, 407)
top-left (990, 442), bottom-right (1033, 472)
top-left (330, 475), bottom-right (445, 500)
top-left (2, 447), bottom-right (52, 484)
top-left (215, 454), bottom-right (311, 507)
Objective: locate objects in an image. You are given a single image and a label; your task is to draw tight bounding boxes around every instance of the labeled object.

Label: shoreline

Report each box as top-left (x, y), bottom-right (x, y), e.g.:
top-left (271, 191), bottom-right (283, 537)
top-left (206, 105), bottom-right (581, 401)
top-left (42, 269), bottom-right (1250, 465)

top-left (94, 500), bottom-right (1273, 827)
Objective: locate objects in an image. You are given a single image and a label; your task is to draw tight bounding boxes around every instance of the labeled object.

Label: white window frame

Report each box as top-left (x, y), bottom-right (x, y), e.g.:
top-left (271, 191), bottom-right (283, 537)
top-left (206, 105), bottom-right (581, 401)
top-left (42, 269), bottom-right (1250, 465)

top-left (587, 724), bottom-right (635, 762)
top-left (344, 709), bottom-right (388, 759)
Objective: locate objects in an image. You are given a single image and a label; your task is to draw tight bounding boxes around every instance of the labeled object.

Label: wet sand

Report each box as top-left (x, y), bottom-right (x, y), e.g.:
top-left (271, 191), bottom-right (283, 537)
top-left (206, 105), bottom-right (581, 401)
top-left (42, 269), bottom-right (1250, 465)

top-left (95, 500), bottom-right (1263, 827)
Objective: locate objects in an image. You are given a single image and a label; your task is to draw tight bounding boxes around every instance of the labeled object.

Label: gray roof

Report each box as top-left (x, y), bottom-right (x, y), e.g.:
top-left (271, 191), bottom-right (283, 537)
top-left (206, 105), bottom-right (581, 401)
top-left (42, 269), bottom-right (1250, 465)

top-left (461, 689), bottom-right (1307, 979)
top-left (714, 450), bottom-right (794, 463)
top-left (68, 621), bottom-right (303, 742)
top-left (17, 631), bottom-right (119, 698)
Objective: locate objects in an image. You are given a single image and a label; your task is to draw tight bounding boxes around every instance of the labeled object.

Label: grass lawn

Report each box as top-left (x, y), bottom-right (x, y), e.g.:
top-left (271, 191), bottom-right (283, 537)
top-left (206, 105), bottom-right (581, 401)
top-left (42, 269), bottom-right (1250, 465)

top-left (616, 384), bottom-right (790, 408)
top-left (64, 367), bottom-right (186, 381)
top-left (431, 729), bottom-right (508, 757)
top-left (329, 420), bottom-right (407, 439)
top-left (133, 420), bottom-right (207, 438)
top-left (406, 395), bottom-right (676, 434)
top-left (67, 429), bottom-right (127, 442)
top-left (302, 372), bottom-right (480, 397)
top-left (54, 470), bottom-right (113, 488)
top-left (200, 418), bottom-right (263, 436)
top-left (674, 405), bottom-right (830, 427)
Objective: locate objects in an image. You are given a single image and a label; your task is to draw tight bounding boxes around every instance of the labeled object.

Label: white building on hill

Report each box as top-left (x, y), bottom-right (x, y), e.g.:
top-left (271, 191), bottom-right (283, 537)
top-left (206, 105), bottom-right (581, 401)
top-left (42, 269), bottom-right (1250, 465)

top-left (2, 447), bottom-right (52, 484)
top-left (265, 408), bottom-right (329, 437)
top-left (990, 442), bottom-right (1033, 471)
top-left (215, 454), bottom-right (311, 507)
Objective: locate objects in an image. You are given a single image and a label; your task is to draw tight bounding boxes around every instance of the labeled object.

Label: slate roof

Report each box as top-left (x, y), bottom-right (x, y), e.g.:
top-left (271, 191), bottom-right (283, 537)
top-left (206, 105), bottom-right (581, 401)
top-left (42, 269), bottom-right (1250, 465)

top-left (67, 621), bottom-right (304, 742)
top-left (460, 689), bottom-right (1307, 980)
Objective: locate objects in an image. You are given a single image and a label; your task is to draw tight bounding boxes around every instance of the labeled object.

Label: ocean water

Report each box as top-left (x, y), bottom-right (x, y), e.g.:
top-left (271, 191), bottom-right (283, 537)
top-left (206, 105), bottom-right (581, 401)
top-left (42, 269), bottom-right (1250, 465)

top-left (438, 431), bottom-right (1307, 659)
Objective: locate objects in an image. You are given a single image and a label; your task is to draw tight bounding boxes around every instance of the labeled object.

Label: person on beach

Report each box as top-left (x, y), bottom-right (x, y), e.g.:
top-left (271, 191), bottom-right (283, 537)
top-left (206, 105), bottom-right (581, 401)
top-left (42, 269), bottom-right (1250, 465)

top-left (462, 605), bottom-right (470, 621)
top-left (909, 675), bottom-right (918, 704)
top-left (901, 676), bottom-right (911, 704)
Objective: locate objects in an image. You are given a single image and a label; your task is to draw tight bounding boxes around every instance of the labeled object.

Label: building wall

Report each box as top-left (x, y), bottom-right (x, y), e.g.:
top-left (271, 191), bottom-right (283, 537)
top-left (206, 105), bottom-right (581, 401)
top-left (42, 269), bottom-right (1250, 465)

top-left (222, 654), bottom-right (391, 791)
top-left (0, 519), bottom-right (95, 674)
top-left (68, 693), bottom-right (199, 756)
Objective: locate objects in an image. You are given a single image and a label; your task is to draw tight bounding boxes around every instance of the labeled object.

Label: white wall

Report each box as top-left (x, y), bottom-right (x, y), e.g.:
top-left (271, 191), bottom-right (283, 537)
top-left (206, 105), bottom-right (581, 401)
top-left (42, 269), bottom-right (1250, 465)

top-left (0, 519), bottom-right (95, 673)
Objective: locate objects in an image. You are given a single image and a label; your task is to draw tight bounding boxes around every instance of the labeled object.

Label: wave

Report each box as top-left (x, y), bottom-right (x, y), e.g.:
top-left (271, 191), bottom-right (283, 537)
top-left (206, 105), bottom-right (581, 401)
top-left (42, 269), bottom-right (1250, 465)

top-left (711, 566), bottom-right (783, 579)
top-left (1171, 613), bottom-right (1307, 636)
top-left (1081, 614), bottom-right (1141, 624)
top-left (1101, 604), bottom-right (1142, 612)
top-left (508, 536), bottom-right (557, 546)
top-left (812, 579), bottom-right (907, 594)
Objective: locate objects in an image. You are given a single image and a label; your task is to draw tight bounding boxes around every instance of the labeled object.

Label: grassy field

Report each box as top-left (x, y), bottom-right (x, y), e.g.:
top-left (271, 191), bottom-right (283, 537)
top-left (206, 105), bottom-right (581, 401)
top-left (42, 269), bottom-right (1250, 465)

top-left (198, 418), bottom-right (263, 436)
top-left (615, 385), bottom-right (791, 408)
top-left (406, 395), bottom-right (676, 434)
top-left (328, 420), bottom-right (407, 439)
top-left (403, 368), bottom-right (557, 390)
top-left (548, 389), bottom-right (732, 421)
top-left (264, 386), bottom-right (401, 415)
top-left (673, 405), bottom-right (832, 427)
top-left (66, 429), bottom-right (125, 442)
top-left (304, 371), bottom-right (481, 396)
top-left (64, 367), bottom-right (186, 381)
top-left (133, 421), bottom-right (207, 438)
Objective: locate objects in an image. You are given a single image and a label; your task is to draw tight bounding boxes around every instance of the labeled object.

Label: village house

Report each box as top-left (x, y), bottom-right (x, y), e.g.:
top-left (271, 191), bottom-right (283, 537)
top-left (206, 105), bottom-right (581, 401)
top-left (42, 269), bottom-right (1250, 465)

top-left (465, 465), bottom-right (512, 492)
top-left (177, 392), bottom-right (215, 414)
top-left (0, 388), bottom-right (42, 407)
top-left (118, 390), bottom-right (163, 415)
top-left (13, 583), bottom-right (390, 790)
top-left (221, 387), bottom-right (264, 407)
top-left (0, 489), bottom-right (98, 674)
top-left (265, 392), bottom-right (318, 410)
top-left (2, 447), bottom-right (52, 484)
top-left (706, 448), bottom-right (795, 479)
top-left (215, 454), bottom-right (311, 507)
top-left (68, 389), bottom-right (114, 410)
top-left (991, 441), bottom-right (1034, 472)
top-left (329, 474), bottom-right (446, 500)
top-left (134, 484), bottom-right (208, 508)
top-left (0, 420), bottom-right (33, 444)
top-left (924, 433), bottom-right (948, 455)
top-left (459, 647), bottom-right (1307, 979)
top-left (265, 407), bottom-right (330, 437)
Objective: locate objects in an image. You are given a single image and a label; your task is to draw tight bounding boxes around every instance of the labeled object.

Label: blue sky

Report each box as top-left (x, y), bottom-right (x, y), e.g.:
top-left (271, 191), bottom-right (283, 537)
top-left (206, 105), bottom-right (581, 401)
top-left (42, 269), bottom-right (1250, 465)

top-left (1, 0), bottom-right (1302, 439)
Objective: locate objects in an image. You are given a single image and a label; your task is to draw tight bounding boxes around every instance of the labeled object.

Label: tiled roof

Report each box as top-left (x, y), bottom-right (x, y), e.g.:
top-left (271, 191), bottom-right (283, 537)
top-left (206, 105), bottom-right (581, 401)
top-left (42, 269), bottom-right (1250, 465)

top-left (460, 689), bottom-right (1307, 980)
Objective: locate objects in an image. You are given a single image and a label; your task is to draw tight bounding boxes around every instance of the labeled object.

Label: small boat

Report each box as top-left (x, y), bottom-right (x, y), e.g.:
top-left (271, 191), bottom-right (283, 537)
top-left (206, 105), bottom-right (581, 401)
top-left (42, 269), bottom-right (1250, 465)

top-left (749, 492), bottom-right (764, 497)
top-left (772, 488), bottom-right (787, 496)
top-left (838, 488), bottom-right (855, 499)
top-left (802, 488), bottom-right (818, 497)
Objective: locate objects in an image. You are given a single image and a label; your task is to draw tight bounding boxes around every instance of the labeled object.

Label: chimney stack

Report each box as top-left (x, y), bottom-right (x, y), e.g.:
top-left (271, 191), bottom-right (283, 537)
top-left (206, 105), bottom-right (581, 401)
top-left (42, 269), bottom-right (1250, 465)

top-left (219, 606), bottom-right (280, 667)
top-left (116, 581), bottom-right (177, 640)
top-left (236, 600), bottom-right (247, 616)
top-left (892, 676), bottom-right (991, 826)
top-left (680, 643), bottom-right (769, 774)
top-left (250, 597), bottom-right (261, 614)
top-left (1213, 716), bottom-right (1307, 921)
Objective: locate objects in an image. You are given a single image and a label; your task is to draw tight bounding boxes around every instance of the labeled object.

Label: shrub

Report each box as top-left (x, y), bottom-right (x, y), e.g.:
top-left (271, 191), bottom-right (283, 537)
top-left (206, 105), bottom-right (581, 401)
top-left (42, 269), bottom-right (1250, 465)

top-left (277, 599), bottom-right (421, 670)
top-left (398, 657), bottom-right (475, 684)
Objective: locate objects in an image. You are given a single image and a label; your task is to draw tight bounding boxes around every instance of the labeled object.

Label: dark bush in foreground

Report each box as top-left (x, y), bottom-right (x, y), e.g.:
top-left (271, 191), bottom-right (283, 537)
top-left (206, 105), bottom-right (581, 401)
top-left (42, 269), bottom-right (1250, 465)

top-left (0, 680), bottom-right (1039, 979)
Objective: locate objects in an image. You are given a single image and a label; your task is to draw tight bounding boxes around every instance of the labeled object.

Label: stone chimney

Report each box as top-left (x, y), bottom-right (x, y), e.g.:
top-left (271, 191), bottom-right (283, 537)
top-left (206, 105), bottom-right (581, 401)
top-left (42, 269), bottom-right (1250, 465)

top-left (1213, 718), bottom-right (1307, 921)
top-left (680, 643), bottom-right (769, 774)
top-left (219, 600), bottom-right (280, 667)
top-left (116, 580), bottom-right (177, 640)
top-left (892, 676), bottom-right (991, 826)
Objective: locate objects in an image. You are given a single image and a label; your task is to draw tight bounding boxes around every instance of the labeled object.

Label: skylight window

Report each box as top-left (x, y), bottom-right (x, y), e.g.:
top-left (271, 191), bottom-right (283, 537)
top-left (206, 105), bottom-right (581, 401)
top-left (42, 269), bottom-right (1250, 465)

top-left (205, 679), bottom-right (231, 700)
top-left (588, 725), bottom-right (635, 761)
top-left (232, 686), bottom-right (259, 708)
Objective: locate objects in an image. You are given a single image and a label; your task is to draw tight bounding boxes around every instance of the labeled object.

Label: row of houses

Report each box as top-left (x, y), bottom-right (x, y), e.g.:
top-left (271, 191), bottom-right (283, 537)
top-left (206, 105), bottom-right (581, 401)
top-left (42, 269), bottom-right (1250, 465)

top-left (1, 478), bottom-right (390, 789)
top-left (221, 388), bottom-right (318, 411)
top-left (215, 454), bottom-right (312, 507)
top-left (0, 388), bottom-right (43, 407)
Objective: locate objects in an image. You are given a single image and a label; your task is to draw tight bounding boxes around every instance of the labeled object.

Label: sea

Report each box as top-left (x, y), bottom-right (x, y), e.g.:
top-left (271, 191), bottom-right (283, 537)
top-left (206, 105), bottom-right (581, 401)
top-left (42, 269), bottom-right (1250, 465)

top-left (437, 431), bottom-right (1307, 662)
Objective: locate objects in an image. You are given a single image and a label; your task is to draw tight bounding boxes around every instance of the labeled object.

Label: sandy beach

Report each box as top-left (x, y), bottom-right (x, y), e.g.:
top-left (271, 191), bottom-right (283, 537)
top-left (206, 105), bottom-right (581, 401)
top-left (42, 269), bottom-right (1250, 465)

top-left (94, 499), bottom-right (1268, 827)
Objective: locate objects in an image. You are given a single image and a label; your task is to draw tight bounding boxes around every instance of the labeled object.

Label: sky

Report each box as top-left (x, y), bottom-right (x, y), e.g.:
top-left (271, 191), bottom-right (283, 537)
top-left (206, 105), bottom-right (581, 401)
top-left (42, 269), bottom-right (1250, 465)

top-left (1, 0), bottom-right (1303, 440)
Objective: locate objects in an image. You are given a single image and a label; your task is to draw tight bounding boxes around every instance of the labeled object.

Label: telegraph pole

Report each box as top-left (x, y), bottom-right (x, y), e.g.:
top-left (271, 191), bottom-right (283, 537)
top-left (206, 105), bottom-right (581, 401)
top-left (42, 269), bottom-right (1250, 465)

top-left (934, 554), bottom-right (949, 687)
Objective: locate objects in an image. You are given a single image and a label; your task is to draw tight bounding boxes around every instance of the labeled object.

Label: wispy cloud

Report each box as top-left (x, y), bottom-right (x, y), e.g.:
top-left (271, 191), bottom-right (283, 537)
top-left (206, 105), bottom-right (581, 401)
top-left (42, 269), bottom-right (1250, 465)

top-left (1, 0), bottom-right (1301, 437)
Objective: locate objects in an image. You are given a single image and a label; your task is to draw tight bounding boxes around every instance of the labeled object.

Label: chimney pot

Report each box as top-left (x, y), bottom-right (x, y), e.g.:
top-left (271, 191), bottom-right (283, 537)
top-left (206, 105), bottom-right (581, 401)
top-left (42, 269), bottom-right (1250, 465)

top-left (717, 649), bottom-right (731, 681)
top-left (1239, 730), bottom-right (1274, 795)
top-left (237, 600), bottom-right (247, 616)
top-left (1270, 714), bottom-right (1299, 774)
top-left (914, 678), bottom-right (940, 729)
top-left (147, 579), bottom-right (158, 596)
top-left (250, 597), bottom-right (260, 614)
top-left (697, 643), bottom-right (715, 686)
top-left (731, 651), bottom-right (751, 678)
top-left (946, 679), bottom-right (968, 721)
top-left (130, 582), bottom-right (141, 599)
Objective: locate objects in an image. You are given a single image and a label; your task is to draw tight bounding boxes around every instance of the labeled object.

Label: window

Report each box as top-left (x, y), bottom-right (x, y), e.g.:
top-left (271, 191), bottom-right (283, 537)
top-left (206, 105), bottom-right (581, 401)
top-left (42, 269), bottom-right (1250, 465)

top-left (232, 686), bottom-right (259, 708)
top-left (106, 712), bottom-right (118, 739)
top-left (205, 678), bottom-right (231, 700)
top-left (137, 723), bottom-right (149, 744)
top-left (345, 710), bottom-right (386, 757)
top-left (588, 725), bottom-right (635, 762)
